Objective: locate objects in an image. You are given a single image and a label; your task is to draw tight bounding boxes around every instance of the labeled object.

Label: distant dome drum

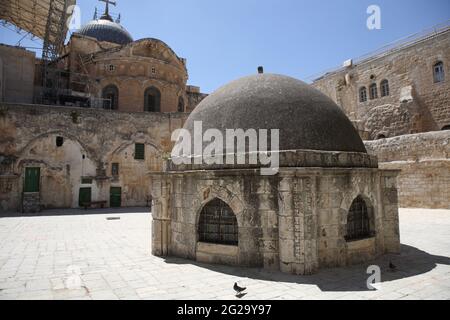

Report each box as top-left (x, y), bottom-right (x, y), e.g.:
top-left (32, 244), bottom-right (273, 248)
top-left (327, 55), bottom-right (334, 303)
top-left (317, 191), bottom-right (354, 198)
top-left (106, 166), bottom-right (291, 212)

top-left (76, 2), bottom-right (133, 46)
top-left (77, 18), bottom-right (133, 45)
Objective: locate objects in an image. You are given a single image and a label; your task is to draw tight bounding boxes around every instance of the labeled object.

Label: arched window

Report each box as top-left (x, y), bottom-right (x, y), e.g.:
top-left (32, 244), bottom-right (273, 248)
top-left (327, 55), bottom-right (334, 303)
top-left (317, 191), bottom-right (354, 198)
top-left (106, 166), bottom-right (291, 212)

top-left (380, 80), bottom-right (390, 97)
top-left (359, 87), bottom-right (367, 103)
top-left (198, 198), bottom-right (238, 246)
top-left (369, 83), bottom-right (378, 100)
top-left (102, 85), bottom-right (119, 110)
top-left (178, 97), bottom-right (185, 113)
top-left (433, 61), bottom-right (445, 83)
top-left (442, 125), bottom-right (450, 131)
top-left (345, 196), bottom-right (374, 241)
top-left (144, 87), bottom-right (161, 112)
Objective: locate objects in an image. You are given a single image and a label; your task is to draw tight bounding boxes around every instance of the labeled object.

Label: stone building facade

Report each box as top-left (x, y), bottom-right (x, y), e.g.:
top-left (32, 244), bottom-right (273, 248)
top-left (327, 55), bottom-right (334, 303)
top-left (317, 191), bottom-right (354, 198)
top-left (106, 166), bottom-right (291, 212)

top-left (6, 3), bottom-right (207, 112)
top-left (60, 34), bottom-right (206, 113)
top-left (151, 73), bottom-right (401, 274)
top-left (0, 44), bottom-right (36, 104)
top-left (312, 26), bottom-right (450, 140)
top-left (365, 131), bottom-right (450, 209)
top-left (0, 103), bottom-right (187, 212)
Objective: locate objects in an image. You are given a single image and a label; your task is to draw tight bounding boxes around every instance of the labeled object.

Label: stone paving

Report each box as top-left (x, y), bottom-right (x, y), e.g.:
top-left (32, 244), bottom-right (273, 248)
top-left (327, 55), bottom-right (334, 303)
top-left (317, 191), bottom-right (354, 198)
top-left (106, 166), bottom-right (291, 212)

top-left (0, 208), bottom-right (449, 300)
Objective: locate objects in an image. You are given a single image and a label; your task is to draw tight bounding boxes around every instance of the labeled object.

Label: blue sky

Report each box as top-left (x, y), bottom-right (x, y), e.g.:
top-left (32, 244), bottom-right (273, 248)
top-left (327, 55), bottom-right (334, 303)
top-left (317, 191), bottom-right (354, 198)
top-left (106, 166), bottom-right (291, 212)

top-left (0, 0), bottom-right (449, 93)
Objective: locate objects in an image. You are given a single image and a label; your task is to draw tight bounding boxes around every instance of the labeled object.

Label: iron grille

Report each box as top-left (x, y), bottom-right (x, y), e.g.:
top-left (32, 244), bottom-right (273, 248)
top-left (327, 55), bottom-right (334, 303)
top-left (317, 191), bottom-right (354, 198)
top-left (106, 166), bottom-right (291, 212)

top-left (198, 199), bottom-right (238, 246)
top-left (345, 196), bottom-right (373, 241)
top-left (135, 143), bottom-right (145, 160)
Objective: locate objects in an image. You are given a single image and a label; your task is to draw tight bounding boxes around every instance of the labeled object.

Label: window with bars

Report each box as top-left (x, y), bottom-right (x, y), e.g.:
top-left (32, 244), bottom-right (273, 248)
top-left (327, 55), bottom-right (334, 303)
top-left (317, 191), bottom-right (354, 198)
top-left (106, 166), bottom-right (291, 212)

top-left (112, 163), bottom-right (119, 176)
top-left (359, 87), bottom-right (367, 103)
top-left (198, 198), bottom-right (238, 246)
top-left (369, 83), bottom-right (378, 100)
top-left (433, 61), bottom-right (445, 83)
top-left (380, 80), bottom-right (390, 97)
top-left (135, 143), bottom-right (145, 160)
top-left (345, 196), bottom-right (374, 241)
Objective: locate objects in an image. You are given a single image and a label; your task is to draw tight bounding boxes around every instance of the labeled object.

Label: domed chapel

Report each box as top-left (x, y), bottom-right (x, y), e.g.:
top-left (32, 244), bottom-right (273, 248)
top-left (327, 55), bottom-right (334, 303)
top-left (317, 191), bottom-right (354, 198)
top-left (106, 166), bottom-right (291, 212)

top-left (151, 72), bottom-right (401, 275)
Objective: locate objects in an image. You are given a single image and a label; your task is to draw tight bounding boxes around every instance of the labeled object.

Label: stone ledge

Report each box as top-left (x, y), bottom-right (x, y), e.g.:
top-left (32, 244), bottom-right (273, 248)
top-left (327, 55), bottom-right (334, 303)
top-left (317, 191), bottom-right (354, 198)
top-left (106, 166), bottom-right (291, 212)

top-left (196, 242), bottom-right (238, 266)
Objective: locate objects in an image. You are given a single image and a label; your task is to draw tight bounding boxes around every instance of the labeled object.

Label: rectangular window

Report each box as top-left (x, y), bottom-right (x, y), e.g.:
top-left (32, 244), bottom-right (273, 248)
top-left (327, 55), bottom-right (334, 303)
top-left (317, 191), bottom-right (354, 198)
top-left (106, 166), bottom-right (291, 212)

top-left (112, 163), bottom-right (119, 176)
top-left (434, 63), bottom-right (445, 83)
top-left (135, 143), bottom-right (145, 160)
top-left (81, 178), bottom-right (93, 184)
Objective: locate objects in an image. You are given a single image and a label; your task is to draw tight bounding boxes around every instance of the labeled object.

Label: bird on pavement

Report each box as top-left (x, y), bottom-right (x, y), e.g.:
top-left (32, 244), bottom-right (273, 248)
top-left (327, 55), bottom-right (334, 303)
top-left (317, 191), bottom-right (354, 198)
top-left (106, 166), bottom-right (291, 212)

top-left (389, 261), bottom-right (397, 272)
top-left (234, 282), bottom-right (247, 295)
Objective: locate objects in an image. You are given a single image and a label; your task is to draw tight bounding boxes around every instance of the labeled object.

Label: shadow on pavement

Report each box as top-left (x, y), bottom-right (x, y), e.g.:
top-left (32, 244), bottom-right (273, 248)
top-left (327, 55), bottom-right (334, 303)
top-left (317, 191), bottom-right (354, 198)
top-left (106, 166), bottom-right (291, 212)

top-left (164, 244), bottom-right (450, 292)
top-left (0, 207), bottom-right (151, 218)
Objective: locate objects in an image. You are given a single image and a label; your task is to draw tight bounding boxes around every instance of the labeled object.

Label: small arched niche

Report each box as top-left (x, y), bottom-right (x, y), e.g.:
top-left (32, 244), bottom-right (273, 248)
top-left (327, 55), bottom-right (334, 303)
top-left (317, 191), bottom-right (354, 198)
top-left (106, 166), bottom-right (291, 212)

top-left (345, 195), bottom-right (375, 242)
top-left (198, 198), bottom-right (238, 246)
top-left (196, 198), bottom-right (239, 266)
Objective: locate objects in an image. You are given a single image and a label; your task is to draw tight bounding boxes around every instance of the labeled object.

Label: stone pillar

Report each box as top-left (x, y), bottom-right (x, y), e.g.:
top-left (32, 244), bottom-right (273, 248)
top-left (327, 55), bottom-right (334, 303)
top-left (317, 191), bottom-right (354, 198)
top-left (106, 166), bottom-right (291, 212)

top-left (278, 174), bottom-right (319, 275)
top-left (257, 178), bottom-right (279, 271)
top-left (380, 170), bottom-right (401, 254)
top-left (151, 176), bottom-right (171, 256)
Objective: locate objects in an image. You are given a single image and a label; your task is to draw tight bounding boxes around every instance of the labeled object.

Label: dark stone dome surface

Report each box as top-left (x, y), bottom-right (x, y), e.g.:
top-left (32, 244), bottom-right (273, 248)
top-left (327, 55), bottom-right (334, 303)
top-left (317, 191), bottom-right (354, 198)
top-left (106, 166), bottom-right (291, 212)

top-left (77, 18), bottom-right (133, 45)
top-left (183, 73), bottom-right (367, 154)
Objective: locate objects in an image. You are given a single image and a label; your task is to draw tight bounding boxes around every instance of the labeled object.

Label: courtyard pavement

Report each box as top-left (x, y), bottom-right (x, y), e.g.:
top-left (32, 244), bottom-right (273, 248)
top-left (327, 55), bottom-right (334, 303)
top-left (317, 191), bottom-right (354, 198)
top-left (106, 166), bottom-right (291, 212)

top-left (0, 207), bottom-right (449, 300)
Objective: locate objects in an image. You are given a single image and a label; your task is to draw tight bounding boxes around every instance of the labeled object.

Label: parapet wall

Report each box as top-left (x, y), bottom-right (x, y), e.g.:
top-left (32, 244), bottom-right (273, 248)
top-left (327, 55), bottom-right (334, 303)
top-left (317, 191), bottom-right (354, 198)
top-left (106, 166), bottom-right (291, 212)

top-left (365, 131), bottom-right (450, 209)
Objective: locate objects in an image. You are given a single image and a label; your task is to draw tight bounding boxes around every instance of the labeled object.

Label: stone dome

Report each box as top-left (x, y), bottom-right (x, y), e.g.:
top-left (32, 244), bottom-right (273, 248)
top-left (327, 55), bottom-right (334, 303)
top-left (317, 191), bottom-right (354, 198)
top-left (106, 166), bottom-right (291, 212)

top-left (183, 73), bottom-right (367, 155)
top-left (77, 16), bottom-right (133, 45)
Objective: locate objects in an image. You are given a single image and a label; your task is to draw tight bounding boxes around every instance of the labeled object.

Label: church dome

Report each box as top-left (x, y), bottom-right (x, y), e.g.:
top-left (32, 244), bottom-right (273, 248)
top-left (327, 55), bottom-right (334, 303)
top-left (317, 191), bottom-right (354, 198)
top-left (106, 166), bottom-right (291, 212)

top-left (77, 15), bottom-right (133, 45)
top-left (182, 73), bottom-right (367, 155)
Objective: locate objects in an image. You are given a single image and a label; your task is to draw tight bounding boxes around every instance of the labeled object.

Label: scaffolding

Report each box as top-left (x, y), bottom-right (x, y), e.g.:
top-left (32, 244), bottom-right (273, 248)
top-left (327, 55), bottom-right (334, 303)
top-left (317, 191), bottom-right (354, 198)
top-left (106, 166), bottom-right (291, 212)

top-left (0, 0), bottom-right (76, 104)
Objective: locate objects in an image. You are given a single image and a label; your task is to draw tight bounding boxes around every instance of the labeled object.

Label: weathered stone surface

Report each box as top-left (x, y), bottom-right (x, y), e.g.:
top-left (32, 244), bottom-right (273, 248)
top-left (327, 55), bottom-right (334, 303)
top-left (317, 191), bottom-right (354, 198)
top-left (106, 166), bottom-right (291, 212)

top-left (183, 73), bottom-right (367, 156)
top-left (151, 167), bottom-right (400, 275)
top-left (365, 131), bottom-right (450, 209)
top-left (313, 28), bottom-right (450, 139)
top-left (0, 103), bottom-right (188, 211)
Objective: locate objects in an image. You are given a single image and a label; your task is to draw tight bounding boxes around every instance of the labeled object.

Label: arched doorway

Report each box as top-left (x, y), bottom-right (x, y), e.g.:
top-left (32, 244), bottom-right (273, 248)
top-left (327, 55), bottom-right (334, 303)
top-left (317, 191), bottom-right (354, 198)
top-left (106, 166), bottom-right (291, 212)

top-left (102, 85), bottom-right (119, 110)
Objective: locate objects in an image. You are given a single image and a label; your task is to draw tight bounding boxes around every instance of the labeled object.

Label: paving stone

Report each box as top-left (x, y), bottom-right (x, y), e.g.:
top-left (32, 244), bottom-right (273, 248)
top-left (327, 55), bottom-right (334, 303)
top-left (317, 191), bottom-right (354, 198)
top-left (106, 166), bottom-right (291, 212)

top-left (0, 208), bottom-right (449, 300)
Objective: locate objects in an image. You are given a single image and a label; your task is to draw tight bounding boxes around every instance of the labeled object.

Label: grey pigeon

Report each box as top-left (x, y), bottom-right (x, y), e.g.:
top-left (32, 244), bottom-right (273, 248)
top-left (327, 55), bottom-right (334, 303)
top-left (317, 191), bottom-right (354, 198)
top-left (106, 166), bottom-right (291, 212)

top-left (389, 261), bottom-right (397, 271)
top-left (233, 282), bottom-right (246, 295)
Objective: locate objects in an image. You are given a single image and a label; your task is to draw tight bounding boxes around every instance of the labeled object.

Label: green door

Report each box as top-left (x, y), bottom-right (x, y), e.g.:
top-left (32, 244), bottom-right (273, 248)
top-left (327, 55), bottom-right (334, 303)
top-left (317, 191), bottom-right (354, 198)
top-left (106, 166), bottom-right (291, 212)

top-left (110, 187), bottom-right (122, 208)
top-left (24, 167), bottom-right (40, 193)
top-left (79, 188), bottom-right (92, 207)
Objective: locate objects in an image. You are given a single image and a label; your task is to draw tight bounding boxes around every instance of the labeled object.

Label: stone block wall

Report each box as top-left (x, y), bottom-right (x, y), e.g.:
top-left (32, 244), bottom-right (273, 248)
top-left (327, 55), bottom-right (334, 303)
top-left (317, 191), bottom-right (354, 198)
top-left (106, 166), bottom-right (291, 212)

top-left (0, 44), bottom-right (36, 104)
top-left (0, 103), bottom-right (188, 212)
top-left (365, 131), bottom-right (450, 209)
top-left (151, 166), bottom-right (400, 275)
top-left (312, 28), bottom-right (450, 139)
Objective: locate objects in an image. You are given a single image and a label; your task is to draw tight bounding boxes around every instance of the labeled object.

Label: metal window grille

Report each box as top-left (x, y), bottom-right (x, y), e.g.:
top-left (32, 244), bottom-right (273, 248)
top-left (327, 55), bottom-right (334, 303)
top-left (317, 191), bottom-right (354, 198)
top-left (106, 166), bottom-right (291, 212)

top-left (198, 199), bottom-right (238, 246)
top-left (434, 62), bottom-right (445, 83)
top-left (345, 197), bottom-right (372, 241)
top-left (369, 84), bottom-right (378, 100)
top-left (359, 87), bottom-right (367, 102)
top-left (381, 80), bottom-right (390, 97)
top-left (135, 144), bottom-right (145, 160)
top-left (112, 163), bottom-right (119, 176)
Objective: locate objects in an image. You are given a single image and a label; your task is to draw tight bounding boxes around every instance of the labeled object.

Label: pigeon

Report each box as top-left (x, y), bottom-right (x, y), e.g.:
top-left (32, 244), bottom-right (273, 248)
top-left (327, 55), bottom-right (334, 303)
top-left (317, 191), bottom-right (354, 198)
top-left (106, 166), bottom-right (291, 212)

top-left (233, 282), bottom-right (247, 295)
top-left (389, 261), bottom-right (397, 272)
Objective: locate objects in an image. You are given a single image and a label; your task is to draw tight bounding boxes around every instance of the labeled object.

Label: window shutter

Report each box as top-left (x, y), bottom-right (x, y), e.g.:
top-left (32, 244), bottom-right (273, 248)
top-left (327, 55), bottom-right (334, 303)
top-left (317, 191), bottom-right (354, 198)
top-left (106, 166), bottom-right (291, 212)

top-left (135, 143), bottom-right (145, 160)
